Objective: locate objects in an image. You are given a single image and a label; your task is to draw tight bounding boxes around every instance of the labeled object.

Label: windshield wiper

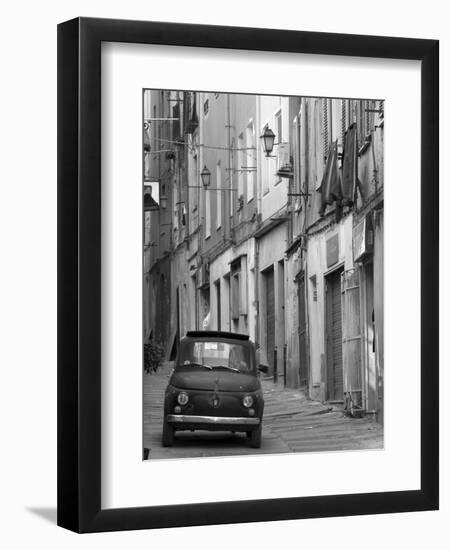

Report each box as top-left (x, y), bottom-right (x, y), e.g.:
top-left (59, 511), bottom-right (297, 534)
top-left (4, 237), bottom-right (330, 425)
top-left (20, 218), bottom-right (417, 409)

top-left (183, 361), bottom-right (213, 370)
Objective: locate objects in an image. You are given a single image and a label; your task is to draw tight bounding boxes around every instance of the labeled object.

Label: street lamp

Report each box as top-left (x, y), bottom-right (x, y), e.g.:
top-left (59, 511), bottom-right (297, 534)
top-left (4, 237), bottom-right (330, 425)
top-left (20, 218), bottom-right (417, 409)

top-left (261, 125), bottom-right (276, 157)
top-left (159, 195), bottom-right (168, 209)
top-left (200, 165), bottom-right (211, 189)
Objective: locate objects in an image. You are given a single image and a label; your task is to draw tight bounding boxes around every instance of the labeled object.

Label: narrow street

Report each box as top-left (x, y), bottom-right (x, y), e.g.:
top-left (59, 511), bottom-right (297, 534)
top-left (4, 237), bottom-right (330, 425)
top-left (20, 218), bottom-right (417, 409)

top-left (143, 362), bottom-right (383, 460)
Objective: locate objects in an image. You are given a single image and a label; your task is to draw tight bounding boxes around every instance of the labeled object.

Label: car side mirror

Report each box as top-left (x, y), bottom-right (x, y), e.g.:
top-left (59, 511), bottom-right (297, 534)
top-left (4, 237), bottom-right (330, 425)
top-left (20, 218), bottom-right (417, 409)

top-left (258, 364), bottom-right (269, 374)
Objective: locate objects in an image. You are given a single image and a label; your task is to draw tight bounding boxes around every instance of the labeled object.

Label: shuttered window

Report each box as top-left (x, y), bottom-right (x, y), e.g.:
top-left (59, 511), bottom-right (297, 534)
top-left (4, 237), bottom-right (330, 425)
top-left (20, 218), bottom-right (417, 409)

top-left (314, 100), bottom-right (323, 190)
top-left (300, 102), bottom-right (308, 193)
top-left (341, 100), bottom-right (352, 144)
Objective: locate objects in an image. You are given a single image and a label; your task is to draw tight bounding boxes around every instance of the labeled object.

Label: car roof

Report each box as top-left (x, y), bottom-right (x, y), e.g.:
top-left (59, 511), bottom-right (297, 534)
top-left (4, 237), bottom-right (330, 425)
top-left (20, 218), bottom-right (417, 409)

top-left (185, 330), bottom-right (250, 341)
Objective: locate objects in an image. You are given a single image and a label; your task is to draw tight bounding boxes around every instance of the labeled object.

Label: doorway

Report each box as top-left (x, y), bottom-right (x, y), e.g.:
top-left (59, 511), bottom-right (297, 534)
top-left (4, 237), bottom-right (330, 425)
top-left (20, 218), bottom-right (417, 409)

top-left (364, 261), bottom-right (377, 411)
top-left (297, 272), bottom-right (309, 388)
top-left (325, 267), bottom-right (344, 401)
top-left (214, 279), bottom-right (221, 331)
top-left (264, 266), bottom-right (275, 373)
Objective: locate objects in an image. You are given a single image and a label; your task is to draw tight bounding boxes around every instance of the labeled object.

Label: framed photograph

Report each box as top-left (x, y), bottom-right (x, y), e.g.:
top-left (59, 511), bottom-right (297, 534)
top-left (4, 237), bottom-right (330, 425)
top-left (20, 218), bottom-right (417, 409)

top-left (57, 17), bottom-right (439, 533)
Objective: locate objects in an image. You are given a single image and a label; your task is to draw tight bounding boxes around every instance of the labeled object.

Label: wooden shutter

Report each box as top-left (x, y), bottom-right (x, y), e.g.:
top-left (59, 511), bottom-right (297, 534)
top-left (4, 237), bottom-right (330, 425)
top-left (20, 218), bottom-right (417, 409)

top-left (341, 100), bottom-right (348, 143)
top-left (322, 98), bottom-right (329, 161)
top-left (292, 115), bottom-right (300, 194)
top-left (341, 268), bottom-right (363, 412)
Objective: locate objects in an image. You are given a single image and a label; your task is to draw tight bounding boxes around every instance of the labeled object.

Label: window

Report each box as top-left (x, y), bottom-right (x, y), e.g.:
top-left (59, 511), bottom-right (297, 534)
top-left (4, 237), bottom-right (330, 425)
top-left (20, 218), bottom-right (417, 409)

top-left (322, 98), bottom-right (347, 162)
top-left (246, 121), bottom-right (255, 202)
top-left (143, 90), bottom-right (152, 123)
top-left (356, 100), bottom-right (366, 147)
top-left (216, 161), bottom-right (222, 229)
top-left (330, 99), bottom-right (341, 146)
top-left (313, 99), bottom-right (323, 190)
top-left (179, 340), bottom-right (252, 373)
top-left (275, 109), bottom-right (282, 145)
top-left (231, 256), bottom-right (248, 322)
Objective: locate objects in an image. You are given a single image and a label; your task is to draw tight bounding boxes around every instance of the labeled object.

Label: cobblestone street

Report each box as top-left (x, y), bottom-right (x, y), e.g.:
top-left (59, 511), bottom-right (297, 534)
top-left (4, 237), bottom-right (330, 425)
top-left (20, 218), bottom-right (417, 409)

top-left (143, 362), bottom-right (383, 460)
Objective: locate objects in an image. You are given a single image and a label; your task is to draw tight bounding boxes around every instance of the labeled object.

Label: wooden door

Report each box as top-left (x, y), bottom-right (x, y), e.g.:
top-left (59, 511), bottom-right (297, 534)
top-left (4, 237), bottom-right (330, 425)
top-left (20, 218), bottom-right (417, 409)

top-left (326, 269), bottom-right (343, 401)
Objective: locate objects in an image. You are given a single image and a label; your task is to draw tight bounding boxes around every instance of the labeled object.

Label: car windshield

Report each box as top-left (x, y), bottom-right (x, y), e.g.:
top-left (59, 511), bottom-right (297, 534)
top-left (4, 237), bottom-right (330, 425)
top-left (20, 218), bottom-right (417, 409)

top-left (178, 340), bottom-right (253, 373)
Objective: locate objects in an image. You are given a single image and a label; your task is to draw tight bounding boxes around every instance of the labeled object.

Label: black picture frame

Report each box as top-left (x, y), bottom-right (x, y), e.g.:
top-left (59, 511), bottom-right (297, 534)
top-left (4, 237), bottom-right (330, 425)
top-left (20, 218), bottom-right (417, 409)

top-left (57, 17), bottom-right (439, 533)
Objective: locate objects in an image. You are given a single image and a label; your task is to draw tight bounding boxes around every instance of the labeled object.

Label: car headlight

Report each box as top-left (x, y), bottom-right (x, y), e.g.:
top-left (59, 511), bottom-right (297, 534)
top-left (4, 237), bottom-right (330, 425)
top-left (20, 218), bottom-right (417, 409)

top-left (242, 395), bottom-right (254, 408)
top-left (177, 391), bottom-right (189, 406)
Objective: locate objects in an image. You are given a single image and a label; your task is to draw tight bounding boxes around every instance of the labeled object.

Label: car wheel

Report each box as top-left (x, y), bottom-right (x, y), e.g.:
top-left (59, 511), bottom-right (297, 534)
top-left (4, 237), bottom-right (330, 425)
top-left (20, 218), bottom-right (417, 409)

top-left (162, 418), bottom-right (174, 447)
top-left (250, 424), bottom-right (262, 448)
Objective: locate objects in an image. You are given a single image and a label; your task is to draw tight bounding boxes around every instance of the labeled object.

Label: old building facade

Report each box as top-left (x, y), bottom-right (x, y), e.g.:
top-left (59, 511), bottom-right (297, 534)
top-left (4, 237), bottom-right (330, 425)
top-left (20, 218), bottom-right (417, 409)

top-left (144, 89), bottom-right (384, 423)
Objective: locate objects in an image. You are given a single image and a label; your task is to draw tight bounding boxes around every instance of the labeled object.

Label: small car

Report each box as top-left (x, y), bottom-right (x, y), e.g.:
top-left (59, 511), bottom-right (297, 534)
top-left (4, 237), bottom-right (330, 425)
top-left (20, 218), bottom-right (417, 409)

top-left (162, 330), bottom-right (267, 448)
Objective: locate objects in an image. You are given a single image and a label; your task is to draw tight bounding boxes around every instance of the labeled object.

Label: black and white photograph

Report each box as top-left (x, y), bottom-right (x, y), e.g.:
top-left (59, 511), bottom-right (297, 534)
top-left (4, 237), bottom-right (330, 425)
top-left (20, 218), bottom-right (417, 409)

top-left (142, 89), bottom-right (384, 460)
top-left (0, 0), bottom-right (445, 543)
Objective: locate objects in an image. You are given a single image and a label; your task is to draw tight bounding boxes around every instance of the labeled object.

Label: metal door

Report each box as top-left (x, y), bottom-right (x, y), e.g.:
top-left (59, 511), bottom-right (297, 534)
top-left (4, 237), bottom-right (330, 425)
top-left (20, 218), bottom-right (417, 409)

top-left (326, 269), bottom-right (343, 401)
top-left (341, 268), bottom-right (363, 412)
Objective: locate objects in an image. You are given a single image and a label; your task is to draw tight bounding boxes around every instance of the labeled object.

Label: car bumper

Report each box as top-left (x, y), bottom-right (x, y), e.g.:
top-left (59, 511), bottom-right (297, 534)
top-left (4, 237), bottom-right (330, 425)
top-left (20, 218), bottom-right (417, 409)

top-left (166, 414), bottom-right (260, 426)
